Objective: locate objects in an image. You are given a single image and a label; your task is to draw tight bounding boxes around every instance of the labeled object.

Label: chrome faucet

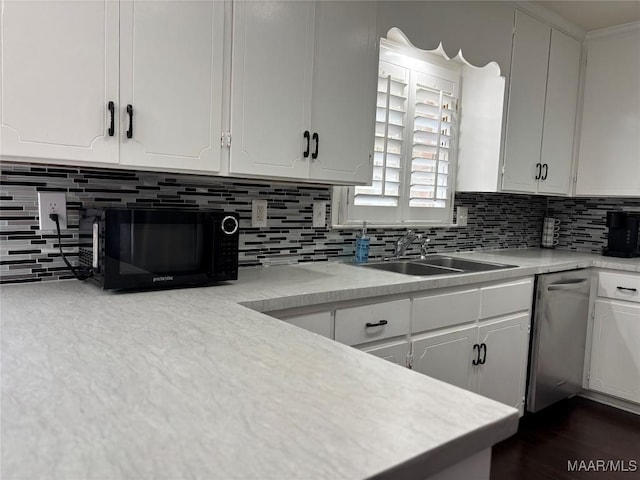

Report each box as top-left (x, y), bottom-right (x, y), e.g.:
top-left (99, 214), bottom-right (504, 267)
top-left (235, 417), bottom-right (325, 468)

top-left (393, 230), bottom-right (422, 258)
top-left (419, 237), bottom-right (431, 259)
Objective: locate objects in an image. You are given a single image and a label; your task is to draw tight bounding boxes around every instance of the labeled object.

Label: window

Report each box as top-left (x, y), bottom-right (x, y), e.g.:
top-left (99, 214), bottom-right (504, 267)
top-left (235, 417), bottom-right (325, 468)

top-left (334, 33), bottom-right (462, 227)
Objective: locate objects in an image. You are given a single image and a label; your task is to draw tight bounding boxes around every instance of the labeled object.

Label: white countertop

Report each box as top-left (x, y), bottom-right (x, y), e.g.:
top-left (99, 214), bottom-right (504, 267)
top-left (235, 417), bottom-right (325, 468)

top-left (227, 248), bottom-right (640, 313)
top-left (2, 248), bottom-right (638, 479)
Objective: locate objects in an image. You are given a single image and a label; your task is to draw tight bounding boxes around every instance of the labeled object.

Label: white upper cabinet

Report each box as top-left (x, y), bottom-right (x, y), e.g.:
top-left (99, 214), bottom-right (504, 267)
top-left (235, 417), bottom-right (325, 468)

top-left (119, 0), bottom-right (224, 172)
top-left (1, 0), bottom-right (223, 172)
top-left (229, 1), bottom-right (314, 180)
top-left (538, 29), bottom-right (581, 195)
top-left (308, 1), bottom-right (376, 184)
top-left (502, 10), bottom-right (581, 196)
top-left (502, 11), bottom-right (550, 193)
top-left (230, 1), bottom-right (377, 185)
top-left (576, 25), bottom-right (640, 196)
top-left (0, 0), bottom-right (119, 163)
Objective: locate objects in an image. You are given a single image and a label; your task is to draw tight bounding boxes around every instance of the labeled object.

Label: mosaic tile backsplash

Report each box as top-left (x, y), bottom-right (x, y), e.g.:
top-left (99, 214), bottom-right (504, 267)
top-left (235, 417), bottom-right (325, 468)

top-left (547, 197), bottom-right (640, 254)
top-left (2, 161), bottom-right (635, 285)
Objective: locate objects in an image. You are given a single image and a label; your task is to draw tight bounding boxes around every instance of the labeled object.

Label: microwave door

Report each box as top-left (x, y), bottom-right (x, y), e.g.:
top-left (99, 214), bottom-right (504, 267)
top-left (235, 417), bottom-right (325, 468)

top-left (129, 216), bottom-right (204, 275)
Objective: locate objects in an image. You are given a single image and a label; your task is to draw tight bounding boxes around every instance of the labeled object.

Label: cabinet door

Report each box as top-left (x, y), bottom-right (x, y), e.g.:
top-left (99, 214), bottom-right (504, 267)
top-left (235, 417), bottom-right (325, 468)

top-left (229, 1), bottom-right (314, 179)
top-left (119, 0), bottom-right (223, 172)
top-left (361, 340), bottom-right (410, 367)
top-left (501, 11), bottom-right (550, 193)
top-left (576, 28), bottom-right (640, 196)
top-left (0, 0), bottom-right (119, 163)
top-left (411, 326), bottom-right (477, 392)
top-left (589, 300), bottom-right (640, 404)
top-left (538, 29), bottom-right (581, 195)
top-left (476, 313), bottom-right (530, 414)
top-left (308, 1), bottom-right (376, 185)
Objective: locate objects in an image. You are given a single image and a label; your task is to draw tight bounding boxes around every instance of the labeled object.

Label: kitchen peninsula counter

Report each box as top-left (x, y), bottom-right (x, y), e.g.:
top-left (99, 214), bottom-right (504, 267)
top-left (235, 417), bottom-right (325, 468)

top-left (2, 249), bottom-right (637, 479)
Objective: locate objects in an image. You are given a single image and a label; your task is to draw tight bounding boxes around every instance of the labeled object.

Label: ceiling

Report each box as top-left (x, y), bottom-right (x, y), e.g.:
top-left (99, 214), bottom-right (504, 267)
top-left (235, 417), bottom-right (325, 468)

top-left (534, 1), bottom-right (640, 32)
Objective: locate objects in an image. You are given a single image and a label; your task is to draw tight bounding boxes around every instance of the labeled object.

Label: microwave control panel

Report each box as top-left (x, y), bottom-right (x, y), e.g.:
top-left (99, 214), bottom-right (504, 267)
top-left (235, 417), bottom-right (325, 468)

top-left (219, 215), bottom-right (239, 275)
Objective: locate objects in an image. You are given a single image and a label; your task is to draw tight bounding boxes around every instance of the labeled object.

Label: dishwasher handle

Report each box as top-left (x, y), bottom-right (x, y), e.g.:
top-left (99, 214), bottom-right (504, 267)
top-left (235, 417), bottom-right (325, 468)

top-left (547, 279), bottom-right (589, 291)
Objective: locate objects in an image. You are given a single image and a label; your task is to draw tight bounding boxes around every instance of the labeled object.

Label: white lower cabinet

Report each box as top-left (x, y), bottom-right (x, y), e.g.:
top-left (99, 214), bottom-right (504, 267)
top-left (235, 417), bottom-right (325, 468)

top-left (360, 340), bottom-right (410, 367)
top-left (412, 278), bottom-right (533, 415)
top-left (269, 277), bottom-right (534, 415)
top-left (412, 314), bottom-right (530, 413)
top-left (589, 299), bottom-right (640, 404)
top-left (412, 326), bottom-right (477, 392)
top-left (476, 313), bottom-right (530, 411)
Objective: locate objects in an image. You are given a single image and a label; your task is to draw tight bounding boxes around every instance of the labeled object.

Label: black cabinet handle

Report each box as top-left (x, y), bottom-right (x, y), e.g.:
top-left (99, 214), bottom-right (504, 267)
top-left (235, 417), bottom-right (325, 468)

top-left (107, 101), bottom-right (115, 136)
top-left (126, 104), bottom-right (133, 139)
top-left (312, 132), bottom-right (319, 159)
top-left (534, 163), bottom-right (542, 180)
top-left (303, 131), bottom-right (310, 158)
top-left (617, 286), bottom-right (638, 292)
top-left (365, 320), bottom-right (388, 328)
top-left (479, 343), bottom-right (487, 364)
top-left (541, 163), bottom-right (548, 180)
top-left (472, 344), bottom-right (480, 365)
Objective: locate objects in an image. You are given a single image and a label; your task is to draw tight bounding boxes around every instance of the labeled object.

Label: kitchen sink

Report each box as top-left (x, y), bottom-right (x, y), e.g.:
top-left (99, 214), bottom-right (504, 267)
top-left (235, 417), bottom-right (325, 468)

top-left (414, 255), bottom-right (518, 272)
top-left (362, 255), bottom-right (517, 276)
top-left (363, 262), bottom-right (462, 276)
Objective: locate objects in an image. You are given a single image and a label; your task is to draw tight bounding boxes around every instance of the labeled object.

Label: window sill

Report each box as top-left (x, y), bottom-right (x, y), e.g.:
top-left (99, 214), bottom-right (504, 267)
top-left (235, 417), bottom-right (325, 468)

top-left (330, 221), bottom-right (465, 230)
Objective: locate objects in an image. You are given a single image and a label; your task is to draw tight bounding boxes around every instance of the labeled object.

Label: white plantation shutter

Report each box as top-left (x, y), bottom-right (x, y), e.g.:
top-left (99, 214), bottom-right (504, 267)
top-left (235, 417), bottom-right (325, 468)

top-left (406, 71), bottom-right (458, 221)
top-left (346, 40), bottom-right (460, 226)
top-left (354, 60), bottom-right (407, 209)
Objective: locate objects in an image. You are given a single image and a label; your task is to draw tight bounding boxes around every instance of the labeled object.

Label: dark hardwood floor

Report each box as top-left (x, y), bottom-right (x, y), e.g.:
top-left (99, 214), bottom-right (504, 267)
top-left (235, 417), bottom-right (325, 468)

top-left (491, 397), bottom-right (640, 480)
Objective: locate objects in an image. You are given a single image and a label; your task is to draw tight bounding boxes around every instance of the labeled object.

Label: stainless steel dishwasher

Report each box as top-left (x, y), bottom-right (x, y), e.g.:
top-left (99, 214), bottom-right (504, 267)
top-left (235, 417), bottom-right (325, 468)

top-left (527, 269), bottom-right (591, 413)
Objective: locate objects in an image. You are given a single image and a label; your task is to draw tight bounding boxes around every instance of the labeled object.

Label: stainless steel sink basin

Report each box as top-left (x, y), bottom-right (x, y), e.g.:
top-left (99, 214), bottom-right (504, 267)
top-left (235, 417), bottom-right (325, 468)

top-left (362, 255), bottom-right (517, 276)
top-left (415, 255), bottom-right (518, 272)
top-left (364, 262), bottom-right (462, 276)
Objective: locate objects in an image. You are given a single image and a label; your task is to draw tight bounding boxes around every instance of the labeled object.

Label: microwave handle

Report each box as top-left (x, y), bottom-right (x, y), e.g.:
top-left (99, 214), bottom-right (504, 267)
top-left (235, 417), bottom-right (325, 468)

top-left (210, 215), bottom-right (218, 274)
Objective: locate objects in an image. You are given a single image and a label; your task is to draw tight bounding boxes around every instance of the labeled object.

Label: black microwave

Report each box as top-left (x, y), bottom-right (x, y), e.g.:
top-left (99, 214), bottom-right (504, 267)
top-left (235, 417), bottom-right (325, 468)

top-left (79, 208), bottom-right (239, 290)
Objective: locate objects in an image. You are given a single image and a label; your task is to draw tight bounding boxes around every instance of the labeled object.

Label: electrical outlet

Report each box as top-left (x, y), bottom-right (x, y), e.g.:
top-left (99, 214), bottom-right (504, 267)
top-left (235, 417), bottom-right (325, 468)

top-left (252, 199), bottom-right (267, 228)
top-left (313, 201), bottom-right (326, 228)
top-left (456, 206), bottom-right (468, 227)
top-left (38, 192), bottom-right (67, 230)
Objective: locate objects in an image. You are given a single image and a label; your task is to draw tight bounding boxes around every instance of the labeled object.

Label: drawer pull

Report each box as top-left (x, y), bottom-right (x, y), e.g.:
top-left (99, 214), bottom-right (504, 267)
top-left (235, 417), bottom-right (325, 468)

top-left (365, 320), bottom-right (388, 328)
top-left (616, 286), bottom-right (638, 293)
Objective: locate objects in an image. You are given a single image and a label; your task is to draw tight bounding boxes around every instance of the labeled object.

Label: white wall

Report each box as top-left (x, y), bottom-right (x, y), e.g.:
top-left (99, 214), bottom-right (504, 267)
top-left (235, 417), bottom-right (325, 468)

top-left (377, 1), bottom-right (516, 73)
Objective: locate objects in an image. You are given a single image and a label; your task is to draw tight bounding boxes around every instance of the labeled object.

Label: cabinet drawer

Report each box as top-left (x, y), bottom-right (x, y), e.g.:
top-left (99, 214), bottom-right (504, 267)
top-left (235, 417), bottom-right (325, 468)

top-left (598, 272), bottom-right (640, 303)
top-left (413, 288), bottom-right (480, 333)
top-left (480, 279), bottom-right (533, 319)
top-left (281, 312), bottom-right (333, 339)
top-left (335, 299), bottom-right (410, 346)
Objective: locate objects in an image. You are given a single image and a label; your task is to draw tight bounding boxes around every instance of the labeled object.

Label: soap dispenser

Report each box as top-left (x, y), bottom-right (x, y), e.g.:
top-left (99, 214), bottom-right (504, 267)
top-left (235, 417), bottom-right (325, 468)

top-left (355, 221), bottom-right (370, 264)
